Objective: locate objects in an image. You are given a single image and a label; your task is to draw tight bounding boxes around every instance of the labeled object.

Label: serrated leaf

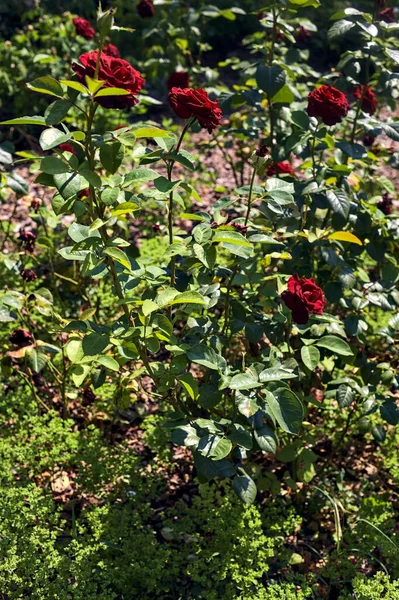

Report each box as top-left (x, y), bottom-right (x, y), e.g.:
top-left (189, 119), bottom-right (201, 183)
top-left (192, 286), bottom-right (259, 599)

top-left (27, 75), bottom-right (64, 98)
top-left (233, 468), bottom-right (257, 505)
top-left (97, 355), bottom-right (120, 371)
top-left (254, 425), bottom-right (277, 453)
top-left (337, 385), bottom-right (355, 408)
top-left (265, 388), bottom-right (304, 435)
top-left (230, 372), bottom-right (262, 390)
top-left (300, 346), bottom-right (320, 371)
top-left (103, 247), bottom-right (131, 270)
top-left (316, 335), bottom-right (353, 356)
top-left (178, 373), bottom-right (199, 400)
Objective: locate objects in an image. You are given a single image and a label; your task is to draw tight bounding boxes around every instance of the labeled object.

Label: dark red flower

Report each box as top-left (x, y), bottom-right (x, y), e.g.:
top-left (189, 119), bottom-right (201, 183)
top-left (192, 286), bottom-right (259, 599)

top-left (378, 192), bottom-right (393, 215)
top-left (18, 230), bottom-right (36, 253)
top-left (77, 188), bottom-right (90, 199)
top-left (59, 143), bottom-right (76, 154)
top-left (295, 26), bottom-right (311, 43)
top-left (21, 269), bottom-right (37, 282)
top-left (152, 223), bottom-right (161, 232)
top-left (282, 275), bottom-right (326, 325)
top-left (103, 43), bottom-right (120, 58)
top-left (168, 87), bottom-right (222, 133)
top-left (9, 329), bottom-right (34, 348)
top-left (307, 85), bottom-right (349, 126)
top-left (82, 387), bottom-right (96, 405)
top-left (72, 17), bottom-right (96, 40)
top-left (30, 198), bottom-right (41, 213)
top-left (353, 85), bottom-right (377, 115)
top-left (167, 71), bottom-right (190, 90)
top-left (363, 134), bottom-right (375, 147)
top-left (137, 0), bottom-right (155, 18)
top-left (255, 144), bottom-right (268, 158)
top-left (267, 161), bottom-right (295, 177)
top-left (72, 51), bottom-right (144, 109)
top-left (377, 7), bottom-right (395, 22)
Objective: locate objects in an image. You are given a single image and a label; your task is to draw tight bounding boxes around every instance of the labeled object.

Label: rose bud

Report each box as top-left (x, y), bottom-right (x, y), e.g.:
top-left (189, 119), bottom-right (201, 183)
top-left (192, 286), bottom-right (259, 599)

top-left (377, 7), bottom-right (395, 22)
top-left (72, 17), bottom-right (96, 40)
top-left (21, 269), bottom-right (37, 282)
top-left (267, 161), bottom-right (295, 176)
top-left (255, 144), bottom-right (269, 158)
top-left (30, 198), bottom-right (41, 213)
top-left (363, 134), bottom-right (375, 147)
top-left (72, 51), bottom-right (145, 109)
top-left (103, 43), bottom-right (120, 58)
top-left (168, 87), bottom-right (222, 133)
top-left (232, 222), bottom-right (248, 235)
top-left (137, 0), bottom-right (155, 18)
top-left (77, 188), bottom-right (90, 199)
top-left (353, 85), bottom-right (377, 115)
top-left (9, 329), bottom-right (34, 348)
top-left (377, 192), bottom-right (393, 215)
top-left (18, 230), bottom-right (36, 253)
top-left (59, 143), bottom-right (76, 154)
top-left (167, 71), bottom-right (190, 90)
top-left (152, 223), bottom-right (161, 232)
top-left (282, 274), bottom-right (326, 324)
top-left (83, 387), bottom-right (96, 405)
top-left (307, 85), bottom-right (349, 126)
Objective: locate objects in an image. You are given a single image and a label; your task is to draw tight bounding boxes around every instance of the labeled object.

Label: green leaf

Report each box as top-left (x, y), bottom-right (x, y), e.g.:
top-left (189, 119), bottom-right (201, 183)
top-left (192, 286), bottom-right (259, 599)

top-left (233, 468), bottom-right (257, 505)
top-left (26, 349), bottom-right (47, 373)
top-left (166, 291), bottom-right (208, 307)
top-left (82, 332), bottom-right (110, 356)
top-left (198, 434), bottom-right (232, 460)
top-left (54, 172), bottom-right (81, 200)
top-left (328, 19), bottom-right (355, 41)
top-left (142, 299), bottom-right (159, 317)
top-left (60, 79), bottom-right (89, 95)
top-left (316, 335), bottom-right (353, 356)
top-left (301, 346), bottom-right (320, 371)
top-left (228, 424), bottom-right (253, 450)
top-left (97, 355), bottom-right (120, 372)
top-left (45, 100), bottom-right (72, 126)
top-left (266, 388), bottom-right (304, 435)
top-left (259, 367), bottom-right (296, 382)
top-left (178, 373), bottom-right (199, 400)
top-left (27, 75), bottom-right (64, 98)
top-left (213, 230), bottom-right (252, 247)
top-left (380, 401), bottom-right (399, 426)
top-left (40, 128), bottom-right (72, 151)
top-left (371, 424), bottom-right (386, 443)
top-left (328, 231), bottom-right (362, 245)
top-left (0, 115), bottom-right (46, 126)
top-left (125, 168), bottom-right (158, 183)
top-left (40, 156), bottom-right (70, 175)
top-left (133, 126), bottom-right (170, 139)
top-left (103, 247), bottom-right (131, 270)
top-left (194, 452), bottom-right (235, 481)
top-left (187, 344), bottom-right (226, 371)
top-left (254, 425), bottom-right (277, 453)
top-left (230, 372), bottom-right (262, 390)
top-left (100, 141), bottom-right (124, 174)
top-left (71, 364), bottom-right (91, 387)
top-left (386, 49), bottom-right (399, 66)
top-left (326, 189), bottom-right (349, 221)
top-left (95, 87), bottom-right (130, 97)
top-left (337, 385), bottom-right (355, 408)
top-left (171, 425), bottom-right (200, 449)
top-left (256, 64), bottom-right (286, 97)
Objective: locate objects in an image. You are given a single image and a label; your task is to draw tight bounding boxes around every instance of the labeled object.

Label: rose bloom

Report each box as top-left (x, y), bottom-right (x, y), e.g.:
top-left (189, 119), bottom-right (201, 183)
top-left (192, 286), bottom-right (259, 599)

top-left (137, 0), bottom-right (155, 18)
top-left (168, 87), bottom-right (222, 133)
top-left (103, 44), bottom-right (120, 58)
top-left (307, 85), bottom-right (349, 126)
top-left (59, 143), bottom-right (76, 154)
top-left (267, 161), bottom-right (295, 176)
top-left (72, 17), bottom-right (95, 40)
top-left (167, 71), bottom-right (190, 90)
top-left (282, 274), bottom-right (326, 324)
top-left (21, 268), bottom-right (37, 282)
top-left (9, 329), bottom-right (34, 348)
top-left (353, 85), bottom-right (377, 115)
top-left (377, 7), bottom-right (395, 22)
top-left (72, 50), bottom-right (145, 109)
top-left (77, 188), bottom-right (90, 199)
top-left (378, 192), bottom-right (393, 215)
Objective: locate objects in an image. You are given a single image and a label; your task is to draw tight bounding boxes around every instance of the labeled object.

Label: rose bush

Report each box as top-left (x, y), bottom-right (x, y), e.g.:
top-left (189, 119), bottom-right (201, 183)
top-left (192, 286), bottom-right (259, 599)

top-left (0, 1), bottom-right (398, 509)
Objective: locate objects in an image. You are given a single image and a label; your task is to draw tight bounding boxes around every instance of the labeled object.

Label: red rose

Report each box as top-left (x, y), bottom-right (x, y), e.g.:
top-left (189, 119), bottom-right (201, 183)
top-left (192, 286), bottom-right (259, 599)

top-left (77, 188), bottom-right (90, 199)
top-left (72, 50), bottom-right (145, 109)
top-left (267, 161), bottom-right (295, 177)
top-left (168, 87), bottom-right (222, 133)
top-left (103, 43), bottom-right (120, 58)
top-left (295, 26), bottom-right (311, 43)
top-left (378, 192), bottom-right (393, 215)
top-left (353, 85), bottom-right (377, 115)
top-left (307, 85), bottom-right (349, 126)
top-left (72, 17), bottom-right (96, 40)
top-left (282, 275), bottom-right (326, 324)
top-left (167, 71), bottom-right (190, 90)
top-left (377, 7), bottom-right (395, 22)
top-left (59, 143), bottom-right (76, 154)
top-left (9, 329), bottom-right (34, 348)
top-left (18, 230), bottom-right (36, 253)
top-left (137, 0), bottom-right (155, 18)
top-left (20, 268), bottom-right (37, 282)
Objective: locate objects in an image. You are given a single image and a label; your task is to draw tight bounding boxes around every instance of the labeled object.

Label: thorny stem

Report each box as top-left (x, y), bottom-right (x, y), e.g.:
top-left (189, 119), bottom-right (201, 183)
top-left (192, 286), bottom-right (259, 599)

top-left (166, 119), bottom-right (193, 288)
